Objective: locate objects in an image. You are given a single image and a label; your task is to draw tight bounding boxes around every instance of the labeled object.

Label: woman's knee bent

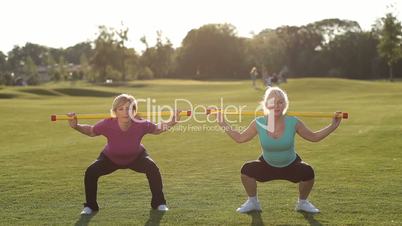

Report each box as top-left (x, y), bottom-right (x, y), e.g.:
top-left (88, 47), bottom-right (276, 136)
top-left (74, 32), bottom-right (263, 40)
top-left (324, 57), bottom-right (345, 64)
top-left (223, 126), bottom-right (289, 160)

top-left (85, 165), bottom-right (102, 179)
top-left (144, 161), bottom-right (161, 176)
top-left (301, 164), bottom-right (315, 181)
top-left (240, 162), bottom-right (256, 178)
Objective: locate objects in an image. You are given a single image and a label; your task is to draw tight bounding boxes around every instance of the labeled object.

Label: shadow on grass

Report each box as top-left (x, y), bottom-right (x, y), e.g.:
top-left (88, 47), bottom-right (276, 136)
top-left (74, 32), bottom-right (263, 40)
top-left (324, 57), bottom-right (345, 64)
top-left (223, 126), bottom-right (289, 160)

top-left (247, 211), bottom-right (265, 226)
top-left (19, 88), bottom-right (61, 96)
top-left (299, 212), bottom-right (322, 226)
top-left (74, 212), bottom-right (98, 226)
top-left (103, 83), bottom-right (148, 88)
top-left (128, 84), bottom-right (148, 88)
top-left (53, 88), bottom-right (120, 97)
top-left (0, 93), bottom-right (18, 99)
top-left (144, 209), bottom-right (165, 226)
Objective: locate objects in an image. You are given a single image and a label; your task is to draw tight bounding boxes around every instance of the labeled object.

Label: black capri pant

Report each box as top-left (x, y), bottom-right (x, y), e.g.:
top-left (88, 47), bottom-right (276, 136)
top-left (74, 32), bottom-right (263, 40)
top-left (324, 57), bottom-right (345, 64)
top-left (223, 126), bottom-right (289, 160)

top-left (84, 149), bottom-right (166, 211)
top-left (240, 155), bottom-right (314, 183)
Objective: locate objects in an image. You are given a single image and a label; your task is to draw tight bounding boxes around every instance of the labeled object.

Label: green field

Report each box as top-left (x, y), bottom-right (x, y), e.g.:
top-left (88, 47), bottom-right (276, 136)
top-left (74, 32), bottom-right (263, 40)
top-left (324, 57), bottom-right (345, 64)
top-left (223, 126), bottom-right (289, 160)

top-left (1, 78), bottom-right (401, 225)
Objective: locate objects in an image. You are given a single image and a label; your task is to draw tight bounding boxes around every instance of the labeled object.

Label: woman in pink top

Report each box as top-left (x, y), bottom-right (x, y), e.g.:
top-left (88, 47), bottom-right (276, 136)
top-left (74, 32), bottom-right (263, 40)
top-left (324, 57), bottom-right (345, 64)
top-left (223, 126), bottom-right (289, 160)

top-left (67, 94), bottom-right (181, 215)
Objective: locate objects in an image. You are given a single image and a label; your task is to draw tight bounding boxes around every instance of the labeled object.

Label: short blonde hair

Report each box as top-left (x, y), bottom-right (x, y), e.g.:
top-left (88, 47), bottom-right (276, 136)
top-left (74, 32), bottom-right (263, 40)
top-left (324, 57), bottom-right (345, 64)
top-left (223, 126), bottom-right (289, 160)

top-left (261, 87), bottom-right (289, 115)
top-left (110, 94), bottom-right (137, 117)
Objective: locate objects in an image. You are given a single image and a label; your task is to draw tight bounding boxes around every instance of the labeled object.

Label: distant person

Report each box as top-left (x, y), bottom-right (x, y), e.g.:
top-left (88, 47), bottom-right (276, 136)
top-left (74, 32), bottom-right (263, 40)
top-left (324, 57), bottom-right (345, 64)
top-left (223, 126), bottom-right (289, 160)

top-left (279, 66), bottom-right (289, 83)
top-left (261, 68), bottom-right (271, 87)
top-left (67, 94), bottom-right (181, 215)
top-left (211, 87), bottom-right (342, 214)
top-left (272, 72), bottom-right (278, 84)
top-left (250, 66), bottom-right (258, 88)
top-left (266, 76), bottom-right (273, 87)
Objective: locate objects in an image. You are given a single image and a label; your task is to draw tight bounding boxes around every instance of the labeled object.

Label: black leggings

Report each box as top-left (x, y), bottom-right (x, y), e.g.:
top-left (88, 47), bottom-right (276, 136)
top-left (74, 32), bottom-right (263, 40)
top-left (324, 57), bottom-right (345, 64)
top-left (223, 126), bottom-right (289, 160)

top-left (241, 155), bottom-right (315, 183)
top-left (84, 150), bottom-right (166, 210)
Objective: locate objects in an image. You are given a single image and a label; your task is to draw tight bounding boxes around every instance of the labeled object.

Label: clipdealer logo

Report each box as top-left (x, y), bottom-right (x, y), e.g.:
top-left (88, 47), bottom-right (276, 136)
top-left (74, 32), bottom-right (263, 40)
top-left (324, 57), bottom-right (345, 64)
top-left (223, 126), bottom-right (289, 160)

top-left (128, 97), bottom-right (256, 132)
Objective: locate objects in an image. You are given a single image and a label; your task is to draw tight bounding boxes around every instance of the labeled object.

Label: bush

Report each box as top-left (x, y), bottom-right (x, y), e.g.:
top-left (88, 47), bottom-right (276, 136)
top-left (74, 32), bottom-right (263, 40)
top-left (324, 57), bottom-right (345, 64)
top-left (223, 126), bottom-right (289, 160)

top-left (27, 74), bottom-right (39, 85)
top-left (105, 65), bottom-right (122, 81)
top-left (137, 67), bottom-right (154, 80)
top-left (0, 73), bottom-right (14, 85)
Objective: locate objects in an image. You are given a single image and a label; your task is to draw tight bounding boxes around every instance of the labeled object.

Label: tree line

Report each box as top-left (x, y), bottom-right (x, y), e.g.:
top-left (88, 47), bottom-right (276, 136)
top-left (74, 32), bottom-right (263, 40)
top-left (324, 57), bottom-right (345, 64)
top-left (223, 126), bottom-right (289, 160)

top-left (0, 14), bottom-right (401, 85)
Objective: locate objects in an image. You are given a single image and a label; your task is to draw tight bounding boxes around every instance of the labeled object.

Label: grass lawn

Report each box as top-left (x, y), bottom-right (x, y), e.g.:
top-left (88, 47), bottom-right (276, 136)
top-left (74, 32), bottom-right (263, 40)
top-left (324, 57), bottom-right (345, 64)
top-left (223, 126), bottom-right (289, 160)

top-left (0, 78), bottom-right (401, 225)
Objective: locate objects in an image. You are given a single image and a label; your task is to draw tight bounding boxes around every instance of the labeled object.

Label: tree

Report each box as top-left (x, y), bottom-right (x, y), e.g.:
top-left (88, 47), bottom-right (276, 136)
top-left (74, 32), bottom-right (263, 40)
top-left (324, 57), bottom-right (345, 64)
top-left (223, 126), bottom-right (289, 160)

top-left (140, 31), bottom-right (175, 78)
top-left (0, 51), bottom-right (13, 85)
top-left (177, 23), bottom-right (247, 78)
top-left (91, 25), bottom-right (132, 82)
top-left (6, 46), bottom-right (25, 75)
top-left (22, 43), bottom-right (49, 66)
top-left (23, 56), bottom-right (38, 85)
top-left (116, 26), bottom-right (129, 81)
top-left (275, 25), bottom-right (323, 76)
top-left (0, 51), bottom-right (6, 72)
top-left (124, 48), bottom-right (140, 80)
top-left (57, 56), bottom-right (68, 81)
top-left (7, 44), bottom-right (53, 80)
top-left (377, 12), bottom-right (402, 81)
top-left (248, 29), bottom-right (286, 74)
top-left (44, 53), bottom-right (58, 81)
top-left (322, 31), bottom-right (379, 78)
top-left (64, 42), bottom-right (93, 65)
top-left (91, 26), bottom-right (118, 81)
top-left (309, 19), bottom-right (362, 45)
top-left (79, 53), bottom-right (91, 81)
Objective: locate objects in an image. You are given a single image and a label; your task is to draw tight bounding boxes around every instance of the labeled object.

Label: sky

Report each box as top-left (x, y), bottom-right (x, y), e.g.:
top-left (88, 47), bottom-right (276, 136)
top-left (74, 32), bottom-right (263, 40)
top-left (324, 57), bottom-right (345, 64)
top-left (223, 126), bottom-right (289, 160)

top-left (1, 0), bottom-right (401, 54)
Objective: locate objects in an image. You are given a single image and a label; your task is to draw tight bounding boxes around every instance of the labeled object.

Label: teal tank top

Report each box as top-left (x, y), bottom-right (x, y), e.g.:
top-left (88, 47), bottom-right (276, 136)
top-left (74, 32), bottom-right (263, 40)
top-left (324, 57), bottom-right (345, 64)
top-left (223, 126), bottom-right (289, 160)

top-left (255, 116), bottom-right (298, 167)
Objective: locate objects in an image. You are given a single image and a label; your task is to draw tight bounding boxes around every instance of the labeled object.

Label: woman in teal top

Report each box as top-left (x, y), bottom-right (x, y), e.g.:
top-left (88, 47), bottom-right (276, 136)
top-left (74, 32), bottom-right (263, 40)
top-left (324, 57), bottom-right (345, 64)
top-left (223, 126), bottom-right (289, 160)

top-left (213, 87), bottom-right (342, 214)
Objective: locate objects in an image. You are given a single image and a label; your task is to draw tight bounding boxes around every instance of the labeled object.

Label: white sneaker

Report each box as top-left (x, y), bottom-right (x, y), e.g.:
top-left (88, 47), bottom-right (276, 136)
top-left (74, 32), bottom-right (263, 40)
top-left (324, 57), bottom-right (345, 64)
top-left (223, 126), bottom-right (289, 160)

top-left (80, 207), bottom-right (94, 215)
top-left (157, 204), bottom-right (169, 211)
top-left (295, 200), bottom-right (320, 213)
top-left (236, 199), bottom-right (262, 213)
